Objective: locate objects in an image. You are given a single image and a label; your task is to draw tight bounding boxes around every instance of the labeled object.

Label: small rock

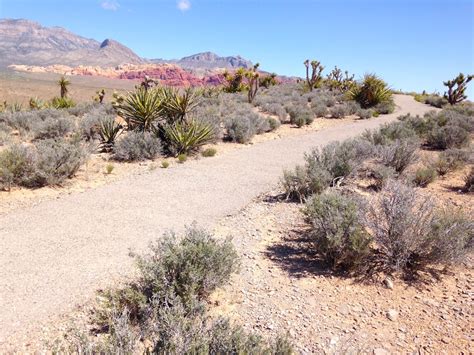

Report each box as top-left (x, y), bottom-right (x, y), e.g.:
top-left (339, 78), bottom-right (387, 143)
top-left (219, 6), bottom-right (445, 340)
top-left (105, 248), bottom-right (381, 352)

top-left (383, 278), bottom-right (394, 290)
top-left (386, 309), bottom-right (398, 321)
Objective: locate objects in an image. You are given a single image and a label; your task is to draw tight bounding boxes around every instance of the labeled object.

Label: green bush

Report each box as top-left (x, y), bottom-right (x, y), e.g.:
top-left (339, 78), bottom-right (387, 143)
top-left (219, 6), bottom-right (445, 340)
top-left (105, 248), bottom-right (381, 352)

top-left (116, 88), bottom-right (163, 131)
top-left (177, 153), bottom-right (187, 163)
top-left (164, 119), bottom-right (214, 155)
top-left (33, 116), bottom-right (75, 140)
top-left (225, 114), bottom-right (262, 143)
top-left (113, 131), bottom-right (162, 161)
top-left (413, 166), bottom-right (437, 187)
top-left (288, 106), bottom-right (313, 127)
top-left (267, 117), bottom-right (281, 131)
top-left (0, 144), bottom-right (35, 190)
top-left (426, 125), bottom-right (470, 150)
top-left (329, 105), bottom-right (348, 119)
top-left (98, 117), bottom-right (122, 153)
top-left (202, 147), bottom-right (217, 157)
top-left (356, 108), bottom-right (373, 119)
top-left (161, 160), bottom-right (170, 168)
top-left (49, 96), bottom-right (76, 109)
top-left (312, 104), bottom-right (328, 118)
top-left (282, 165), bottom-right (331, 202)
top-left (349, 74), bottom-right (393, 109)
top-left (374, 99), bottom-right (395, 114)
top-left (303, 191), bottom-right (371, 269)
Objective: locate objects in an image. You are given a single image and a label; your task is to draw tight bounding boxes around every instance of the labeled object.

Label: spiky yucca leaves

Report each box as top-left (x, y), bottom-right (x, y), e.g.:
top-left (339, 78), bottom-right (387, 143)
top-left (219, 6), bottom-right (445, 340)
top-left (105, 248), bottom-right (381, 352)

top-left (116, 88), bottom-right (163, 132)
top-left (164, 119), bottom-right (215, 155)
top-left (57, 76), bottom-right (71, 98)
top-left (158, 87), bottom-right (200, 123)
top-left (223, 68), bottom-right (247, 93)
top-left (49, 96), bottom-right (76, 109)
top-left (29, 97), bottom-right (45, 110)
top-left (99, 117), bottom-right (123, 153)
top-left (349, 74), bottom-right (393, 109)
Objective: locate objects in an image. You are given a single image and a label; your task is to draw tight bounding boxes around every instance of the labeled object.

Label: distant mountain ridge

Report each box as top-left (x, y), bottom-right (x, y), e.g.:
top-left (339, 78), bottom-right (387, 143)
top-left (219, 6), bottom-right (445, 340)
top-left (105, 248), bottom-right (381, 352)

top-left (0, 18), bottom-right (253, 70)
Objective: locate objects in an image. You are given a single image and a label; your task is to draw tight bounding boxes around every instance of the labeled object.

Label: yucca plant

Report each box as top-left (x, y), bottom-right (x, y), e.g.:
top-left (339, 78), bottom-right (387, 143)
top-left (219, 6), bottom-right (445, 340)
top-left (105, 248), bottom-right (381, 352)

top-left (57, 76), bottom-right (71, 98)
top-left (158, 87), bottom-right (200, 123)
top-left (29, 97), bottom-right (45, 110)
top-left (116, 88), bottom-right (163, 131)
top-left (164, 119), bottom-right (215, 155)
top-left (49, 96), bottom-right (76, 109)
top-left (99, 117), bottom-right (123, 152)
top-left (349, 74), bottom-right (392, 108)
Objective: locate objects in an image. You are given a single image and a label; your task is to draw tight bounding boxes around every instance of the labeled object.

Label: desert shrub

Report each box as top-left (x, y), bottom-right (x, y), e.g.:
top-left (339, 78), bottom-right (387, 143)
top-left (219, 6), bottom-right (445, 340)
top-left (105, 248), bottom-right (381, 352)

top-left (288, 106), bottom-right (314, 127)
top-left (366, 163), bottom-right (396, 190)
top-left (345, 101), bottom-right (360, 115)
top-left (31, 139), bottom-right (87, 186)
top-left (0, 145), bottom-right (35, 190)
top-left (261, 103), bottom-right (287, 122)
top-left (413, 166), bottom-right (437, 187)
top-left (329, 105), bottom-right (348, 119)
top-left (282, 165), bottom-right (331, 202)
top-left (373, 100), bottom-right (395, 114)
top-left (303, 191), bottom-right (371, 269)
top-left (312, 104), bottom-right (328, 117)
top-left (434, 148), bottom-right (470, 175)
top-left (161, 160), bottom-right (169, 168)
top-left (426, 125), bottom-right (470, 150)
top-left (356, 108), bottom-right (373, 119)
top-left (177, 153), bottom-right (187, 163)
top-left (267, 117), bottom-right (281, 131)
top-left (367, 180), bottom-right (473, 273)
top-left (464, 167), bottom-right (474, 192)
top-left (225, 112), bottom-right (268, 143)
top-left (324, 96), bottom-right (336, 107)
top-left (378, 138), bottom-right (418, 173)
top-left (349, 74), bottom-right (393, 109)
top-left (113, 131), bottom-right (162, 161)
top-left (283, 139), bottom-right (374, 201)
top-left (425, 95), bottom-right (448, 108)
top-left (135, 226), bottom-right (239, 307)
top-left (164, 119), bottom-right (214, 155)
top-left (33, 116), bottom-right (75, 140)
top-left (202, 147), bottom-right (217, 157)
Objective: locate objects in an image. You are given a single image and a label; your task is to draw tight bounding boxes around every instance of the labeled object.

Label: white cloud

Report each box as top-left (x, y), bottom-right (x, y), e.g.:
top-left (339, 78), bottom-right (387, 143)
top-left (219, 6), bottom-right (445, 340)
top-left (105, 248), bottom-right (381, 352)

top-left (101, 0), bottom-right (120, 11)
top-left (177, 0), bottom-right (191, 11)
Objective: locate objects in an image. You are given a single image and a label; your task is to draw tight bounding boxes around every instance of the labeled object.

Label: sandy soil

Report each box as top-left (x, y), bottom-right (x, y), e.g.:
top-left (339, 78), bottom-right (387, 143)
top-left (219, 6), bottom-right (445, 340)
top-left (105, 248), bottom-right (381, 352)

top-left (0, 95), bottom-right (438, 350)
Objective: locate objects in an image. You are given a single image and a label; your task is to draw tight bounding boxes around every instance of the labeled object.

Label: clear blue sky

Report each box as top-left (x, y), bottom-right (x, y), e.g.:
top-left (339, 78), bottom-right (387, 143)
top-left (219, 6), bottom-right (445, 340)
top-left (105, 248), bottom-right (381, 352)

top-left (1, 0), bottom-right (473, 97)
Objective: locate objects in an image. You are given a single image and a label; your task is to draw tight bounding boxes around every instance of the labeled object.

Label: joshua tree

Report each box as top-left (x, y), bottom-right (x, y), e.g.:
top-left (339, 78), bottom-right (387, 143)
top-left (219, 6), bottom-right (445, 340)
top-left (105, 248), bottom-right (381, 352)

top-left (443, 73), bottom-right (473, 105)
top-left (94, 89), bottom-right (106, 104)
top-left (223, 68), bottom-right (246, 93)
top-left (259, 72), bottom-right (277, 88)
top-left (58, 75), bottom-right (70, 98)
top-left (246, 63), bottom-right (260, 103)
top-left (304, 59), bottom-right (324, 91)
top-left (140, 75), bottom-right (158, 92)
top-left (327, 66), bottom-right (355, 92)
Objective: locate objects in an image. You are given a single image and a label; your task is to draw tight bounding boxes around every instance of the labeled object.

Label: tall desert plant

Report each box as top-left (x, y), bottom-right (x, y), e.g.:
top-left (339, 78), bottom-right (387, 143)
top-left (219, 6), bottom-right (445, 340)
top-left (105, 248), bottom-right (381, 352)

top-left (58, 75), bottom-right (70, 99)
top-left (443, 73), bottom-right (473, 105)
top-left (304, 59), bottom-right (324, 91)
top-left (158, 87), bottom-right (200, 123)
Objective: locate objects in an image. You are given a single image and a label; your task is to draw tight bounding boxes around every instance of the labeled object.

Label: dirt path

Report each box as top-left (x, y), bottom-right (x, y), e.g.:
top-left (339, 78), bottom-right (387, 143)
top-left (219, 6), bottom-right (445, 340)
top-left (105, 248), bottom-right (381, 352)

top-left (0, 95), bottom-right (434, 347)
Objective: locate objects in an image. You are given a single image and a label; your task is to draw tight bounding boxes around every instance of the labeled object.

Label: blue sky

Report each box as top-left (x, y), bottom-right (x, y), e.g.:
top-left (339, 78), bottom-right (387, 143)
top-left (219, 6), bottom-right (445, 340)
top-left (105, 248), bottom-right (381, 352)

top-left (1, 0), bottom-right (473, 96)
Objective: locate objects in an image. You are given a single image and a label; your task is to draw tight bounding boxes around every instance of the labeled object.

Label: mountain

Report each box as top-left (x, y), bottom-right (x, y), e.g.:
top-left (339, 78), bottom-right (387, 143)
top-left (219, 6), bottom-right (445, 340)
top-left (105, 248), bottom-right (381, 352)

top-left (0, 19), bottom-right (144, 67)
top-left (152, 51), bottom-right (253, 70)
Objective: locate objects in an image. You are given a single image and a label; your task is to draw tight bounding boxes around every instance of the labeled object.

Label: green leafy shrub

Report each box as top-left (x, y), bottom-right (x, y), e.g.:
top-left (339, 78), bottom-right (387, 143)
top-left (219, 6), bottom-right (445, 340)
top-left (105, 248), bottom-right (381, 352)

top-left (413, 166), bottom-right (437, 187)
top-left (202, 147), bottom-right (217, 157)
top-left (349, 74), bottom-right (393, 109)
top-left (425, 95), bottom-right (448, 108)
top-left (161, 160), bottom-right (169, 168)
top-left (113, 131), bottom-right (162, 161)
top-left (267, 117), bottom-right (281, 131)
top-left (164, 119), bottom-right (214, 155)
top-left (177, 153), bottom-right (187, 163)
top-left (426, 125), bottom-right (470, 150)
top-left (288, 106), bottom-right (314, 127)
top-left (374, 99), bottom-right (395, 114)
top-left (282, 165), bottom-right (331, 202)
top-left (225, 114), bottom-right (263, 143)
top-left (303, 191), bottom-right (371, 269)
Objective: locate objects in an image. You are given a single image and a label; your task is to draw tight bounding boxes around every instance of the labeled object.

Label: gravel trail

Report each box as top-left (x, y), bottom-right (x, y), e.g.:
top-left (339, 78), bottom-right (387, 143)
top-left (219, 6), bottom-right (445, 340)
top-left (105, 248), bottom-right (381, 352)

top-left (0, 95), bottom-right (433, 345)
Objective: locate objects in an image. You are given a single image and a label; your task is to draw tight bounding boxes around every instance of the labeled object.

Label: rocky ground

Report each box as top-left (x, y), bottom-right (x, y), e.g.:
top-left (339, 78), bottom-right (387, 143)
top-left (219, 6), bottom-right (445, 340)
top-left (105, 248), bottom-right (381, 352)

top-left (211, 179), bottom-right (473, 353)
